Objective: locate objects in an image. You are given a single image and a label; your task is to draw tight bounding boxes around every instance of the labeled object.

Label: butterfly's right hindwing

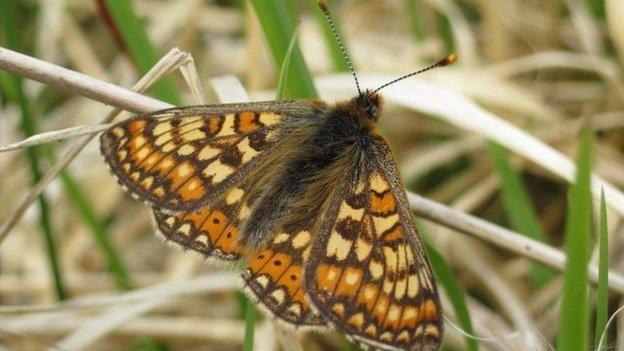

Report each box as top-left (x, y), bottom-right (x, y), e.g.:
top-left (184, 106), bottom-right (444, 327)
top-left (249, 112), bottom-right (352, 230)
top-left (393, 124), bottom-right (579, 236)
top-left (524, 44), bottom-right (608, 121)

top-left (100, 102), bottom-right (315, 212)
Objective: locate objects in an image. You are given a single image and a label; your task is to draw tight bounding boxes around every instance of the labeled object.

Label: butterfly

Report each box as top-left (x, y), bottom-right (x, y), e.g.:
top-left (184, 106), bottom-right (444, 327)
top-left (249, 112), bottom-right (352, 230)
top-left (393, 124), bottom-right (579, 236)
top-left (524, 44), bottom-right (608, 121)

top-left (99, 2), bottom-right (454, 350)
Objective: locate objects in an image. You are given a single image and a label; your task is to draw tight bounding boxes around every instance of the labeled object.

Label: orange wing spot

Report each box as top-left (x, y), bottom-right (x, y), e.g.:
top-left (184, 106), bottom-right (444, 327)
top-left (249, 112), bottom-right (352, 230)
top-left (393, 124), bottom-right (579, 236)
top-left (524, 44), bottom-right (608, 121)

top-left (153, 187), bottom-right (165, 197)
top-left (383, 225), bottom-right (403, 242)
top-left (169, 162), bottom-right (195, 189)
top-left (357, 284), bottom-right (379, 310)
top-left (399, 306), bottom-right (419, 329)
top-left (365, 324), bottom-right (378, 337)
top-left (116, 150), bottom-right (128, 161)
top-left (276, 265), bottom-right (303, 296)
top-left (133, 145), bottom-right (154, 163)
top-left (335, 267), bottom-right (363, 297)
top-left (425, 325), bottom-right (440, 337)
top-left (372, 294), bottom-right (390, 322)
top-left (260, 252), bottom-right (292, 280)
top-left (154, 155), bottom-right (176, 175)
top-left (379, 332), bottom-right (393, 342)
top-left (111, 127), bottom-right (125, 138)
top-left (128, 120), bottom-right (147, 133)
top-left (214, 225), bottom-right (241, 254)
top-left (331, 303), bottom-right (346, 317)
top-left (143, 151), bottom-right (163, 167)
top-left (396, 330), bottom-right (411, 343)
top-left (204, 210), bottom-right (228, 238)
top-left (178, 177), bottom-right (206, 201)
top-left (238, 112), bottom-right (261, 133)
top-left (315, 264), bottom-right (342, 292)
top-left (250, 249), bottom-right (274, 272)
top-left (208, 115), bottom-right (221, 134)
top-left (140, 176), bottom-right (154, 190)
top-left (423, 299), bottom-right (438, 320)
top-left (383, 303), bottom-right (402, 329)
top-left (347, 313), bottom-right (365, 329)
top-left (370, 191), bottom-right (396, 214)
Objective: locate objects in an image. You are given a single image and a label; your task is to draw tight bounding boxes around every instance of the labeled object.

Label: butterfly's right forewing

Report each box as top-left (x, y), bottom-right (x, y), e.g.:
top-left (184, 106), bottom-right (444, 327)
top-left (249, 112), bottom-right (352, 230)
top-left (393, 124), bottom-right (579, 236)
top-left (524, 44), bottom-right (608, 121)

top-left (303, 136), bottom-right (442, 351)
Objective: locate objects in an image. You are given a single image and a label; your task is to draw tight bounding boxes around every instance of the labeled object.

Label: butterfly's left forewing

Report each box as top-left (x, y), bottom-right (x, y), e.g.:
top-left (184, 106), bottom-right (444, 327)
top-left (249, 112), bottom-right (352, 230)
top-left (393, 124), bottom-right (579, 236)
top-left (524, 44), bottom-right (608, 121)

top-left (304, 136), bottom-right (443, 350)
top-left (100, 102), bottom-right (309, 212)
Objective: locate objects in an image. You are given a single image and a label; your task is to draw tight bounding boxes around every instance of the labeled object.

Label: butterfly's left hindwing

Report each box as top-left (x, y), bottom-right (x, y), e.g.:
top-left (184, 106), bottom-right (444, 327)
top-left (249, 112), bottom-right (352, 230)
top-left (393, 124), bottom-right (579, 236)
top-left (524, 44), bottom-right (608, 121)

top-left (304, 136), bottom-right (443, 351)
top-left (152, 183), bottom-right (254, 261)
top-left (242, 228), bottom-right (327, 328)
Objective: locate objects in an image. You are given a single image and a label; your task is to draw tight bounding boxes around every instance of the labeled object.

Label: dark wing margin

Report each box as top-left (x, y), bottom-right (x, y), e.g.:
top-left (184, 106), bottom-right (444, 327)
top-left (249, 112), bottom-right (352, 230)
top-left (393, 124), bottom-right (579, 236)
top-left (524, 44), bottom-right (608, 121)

top-left (303, 135), bottom-right (443, 351)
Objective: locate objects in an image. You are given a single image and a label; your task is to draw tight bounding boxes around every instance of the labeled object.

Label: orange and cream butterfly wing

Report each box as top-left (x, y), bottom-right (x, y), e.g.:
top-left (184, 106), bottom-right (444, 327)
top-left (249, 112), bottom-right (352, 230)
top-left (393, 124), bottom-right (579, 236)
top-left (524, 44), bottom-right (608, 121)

top-left (242, 228), bottom-right (327, 328)
top-left (152, 182), bottom-right (254, 261)
top-left (100, 102), bottom-right (311, 212)
top-left (304, 136), bottom-right (443, 350)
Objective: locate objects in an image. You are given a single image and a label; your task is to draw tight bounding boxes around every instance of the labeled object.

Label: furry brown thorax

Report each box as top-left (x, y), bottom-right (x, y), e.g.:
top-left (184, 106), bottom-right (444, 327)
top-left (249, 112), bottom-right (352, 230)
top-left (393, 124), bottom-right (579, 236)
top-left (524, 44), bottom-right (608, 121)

top-left (335, 90), bottom-right (383, 128)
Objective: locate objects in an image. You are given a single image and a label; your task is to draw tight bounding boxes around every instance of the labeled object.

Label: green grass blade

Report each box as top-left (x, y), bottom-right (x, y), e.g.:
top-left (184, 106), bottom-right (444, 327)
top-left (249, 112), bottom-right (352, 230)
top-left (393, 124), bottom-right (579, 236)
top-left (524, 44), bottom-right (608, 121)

top-left (249, 0), bottom-right (318, 99)
top-left (1, 0), bottom-right (67, 301)
top-left (436, 12), bottom-right (454, 53)
top-left (586, 0), bottom-right (605, 18)
top-left (126, 337), bottom-right (168, 351)
top-left (557, 128), bottom-right (593, 351)
top-left (102, 0), bottom-right (182, 105)
top-left (310, 0), bottom-right (351, 72)
top-left (487, 142), bottom-right (554, 287)
top-left (426, 242), bottom-right (479, 351)
top-left (595, 189), bottom-right (608, 349)
top-left (243, 297), bottom-right (258, 351)
top-left (276, 25), bottom-right (301, 100)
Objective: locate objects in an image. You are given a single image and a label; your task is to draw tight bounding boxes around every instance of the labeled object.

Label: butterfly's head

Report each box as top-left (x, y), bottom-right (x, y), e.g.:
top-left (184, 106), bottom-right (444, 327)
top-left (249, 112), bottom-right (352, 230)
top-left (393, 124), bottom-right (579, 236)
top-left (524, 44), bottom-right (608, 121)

top-left (350, 89), bottom-right (383, 123)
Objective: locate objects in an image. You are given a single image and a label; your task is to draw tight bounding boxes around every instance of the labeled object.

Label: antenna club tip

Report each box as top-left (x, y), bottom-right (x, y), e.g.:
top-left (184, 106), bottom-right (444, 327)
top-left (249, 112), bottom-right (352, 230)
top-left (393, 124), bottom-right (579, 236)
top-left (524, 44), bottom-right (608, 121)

top-left (442, 54), bottom-right (458, 66)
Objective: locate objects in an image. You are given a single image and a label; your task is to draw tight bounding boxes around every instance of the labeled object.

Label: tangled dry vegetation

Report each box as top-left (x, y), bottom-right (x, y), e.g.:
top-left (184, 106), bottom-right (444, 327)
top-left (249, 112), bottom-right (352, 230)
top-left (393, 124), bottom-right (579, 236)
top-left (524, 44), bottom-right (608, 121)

top-left (1, 0), bottom-right (623, 350)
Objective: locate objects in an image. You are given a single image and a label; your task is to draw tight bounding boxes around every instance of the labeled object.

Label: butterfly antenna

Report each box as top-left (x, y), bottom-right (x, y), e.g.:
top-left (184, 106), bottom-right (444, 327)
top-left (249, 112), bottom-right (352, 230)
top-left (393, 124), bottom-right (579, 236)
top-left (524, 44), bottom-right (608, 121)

top-left (317, 0), bottom-right (362, 96)
top-left (373, 54), bottom-right (457, 93)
